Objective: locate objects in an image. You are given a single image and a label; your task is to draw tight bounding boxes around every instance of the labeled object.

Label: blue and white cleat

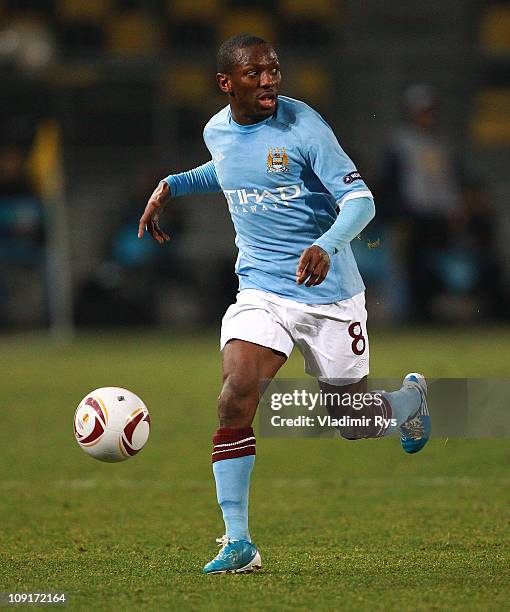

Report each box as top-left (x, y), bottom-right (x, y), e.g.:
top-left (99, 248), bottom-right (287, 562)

top-left (400, 373), bottom-right (431, 454)
top-left (203, 535), bottom-right (262, 574)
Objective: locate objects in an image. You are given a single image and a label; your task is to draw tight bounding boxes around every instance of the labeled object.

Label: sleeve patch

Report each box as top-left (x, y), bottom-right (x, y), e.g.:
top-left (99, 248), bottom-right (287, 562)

top-left (343, 171), bottom-right (362, 184)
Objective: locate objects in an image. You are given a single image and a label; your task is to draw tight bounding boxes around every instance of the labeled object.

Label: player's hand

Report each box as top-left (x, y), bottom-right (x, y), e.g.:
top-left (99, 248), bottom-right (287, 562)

top-left (138, 180), bottom-right (171, 244)
top-left (296, 245), bottom-right (330, 287)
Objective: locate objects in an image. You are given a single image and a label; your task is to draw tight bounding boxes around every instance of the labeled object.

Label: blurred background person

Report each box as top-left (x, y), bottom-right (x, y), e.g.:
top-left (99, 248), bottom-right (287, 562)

top-left (0, 143), bottom-right (45, 327)
top-left (379, 84), bottom-right (464, 321)
top-left (74, 165), bottom-right (194, 328)
top-left (379, 84), bottom-right (508, 322)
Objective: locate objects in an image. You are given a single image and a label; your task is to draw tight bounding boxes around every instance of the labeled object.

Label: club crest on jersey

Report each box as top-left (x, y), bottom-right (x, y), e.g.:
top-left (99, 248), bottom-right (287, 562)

top-left (267, 147), bottom-right (289, 173)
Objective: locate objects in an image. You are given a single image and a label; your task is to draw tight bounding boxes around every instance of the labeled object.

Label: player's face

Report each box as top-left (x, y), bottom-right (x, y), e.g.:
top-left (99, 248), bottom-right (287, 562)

top-left (217, 44), bottom-right (281, 125)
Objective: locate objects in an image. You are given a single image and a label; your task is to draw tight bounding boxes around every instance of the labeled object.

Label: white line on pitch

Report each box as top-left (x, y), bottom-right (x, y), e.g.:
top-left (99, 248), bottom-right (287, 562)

top-left (1, 476), bottom-right (509, 489)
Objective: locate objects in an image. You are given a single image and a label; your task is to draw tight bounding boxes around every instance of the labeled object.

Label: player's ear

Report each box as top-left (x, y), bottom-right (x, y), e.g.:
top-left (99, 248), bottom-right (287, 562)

top-left (217, 73), bottom-right (232, 95)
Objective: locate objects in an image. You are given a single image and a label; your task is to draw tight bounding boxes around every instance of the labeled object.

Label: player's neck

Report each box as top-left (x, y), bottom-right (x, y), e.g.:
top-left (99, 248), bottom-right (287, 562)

top-left (230, 105), bottom-right (274, 126)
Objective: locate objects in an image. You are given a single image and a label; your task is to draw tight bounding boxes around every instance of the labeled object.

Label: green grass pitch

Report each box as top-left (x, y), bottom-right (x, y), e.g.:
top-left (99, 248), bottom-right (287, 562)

top-left (1, 327), bottom-right (509, 610)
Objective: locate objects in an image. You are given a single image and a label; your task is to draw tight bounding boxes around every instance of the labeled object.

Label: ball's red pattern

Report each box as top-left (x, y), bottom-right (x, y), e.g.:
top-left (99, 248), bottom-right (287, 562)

top-left (74, 399), bottom-right (106, 446)
top-left (84, 396), bottom-right (108, 425)
top-left (120, 410), bottom-right (150, 456)
top-left (76, 417), bottom-right (104, 445)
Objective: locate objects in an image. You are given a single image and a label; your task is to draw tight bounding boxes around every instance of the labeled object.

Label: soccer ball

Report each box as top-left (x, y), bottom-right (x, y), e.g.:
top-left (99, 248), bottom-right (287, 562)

top-left (74, 387), bottom-right (151, 463)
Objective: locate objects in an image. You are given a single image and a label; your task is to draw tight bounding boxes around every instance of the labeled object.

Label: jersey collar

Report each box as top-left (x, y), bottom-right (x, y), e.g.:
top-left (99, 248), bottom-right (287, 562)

top-left (228, 108), bottom-right (274, 132)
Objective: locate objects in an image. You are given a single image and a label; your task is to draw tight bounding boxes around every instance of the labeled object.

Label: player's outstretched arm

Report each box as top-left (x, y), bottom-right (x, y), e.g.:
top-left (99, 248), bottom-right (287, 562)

top-left (138, 160), bottom-right (222, 243)
top-left (138, 180), bottom-right (170, 244)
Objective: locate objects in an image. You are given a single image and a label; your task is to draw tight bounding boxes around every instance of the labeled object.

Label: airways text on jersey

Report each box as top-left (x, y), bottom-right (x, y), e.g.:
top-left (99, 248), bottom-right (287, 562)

top-left (224, 184), bottom-right (301, 213)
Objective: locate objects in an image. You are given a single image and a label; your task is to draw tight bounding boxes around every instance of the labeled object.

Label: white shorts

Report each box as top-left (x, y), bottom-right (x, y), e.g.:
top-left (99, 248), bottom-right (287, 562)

top-left (220, 289), bottom-right (369, 383)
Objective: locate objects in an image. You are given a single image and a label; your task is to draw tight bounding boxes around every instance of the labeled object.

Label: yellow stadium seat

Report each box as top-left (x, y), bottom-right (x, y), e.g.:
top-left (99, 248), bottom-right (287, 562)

top-left (167, 0), bottom-right (223, 20)
top-left (278, 0), bottom-right (335, 19)
top-left (470, 89), bottom-right (510, 147)
top-left (56, 0), bottom-right (113, 22)
top-left (106, 11), bottom-right (161, 56)
top-left (219, 10), bottom-right (276, 44)
top-left (162, 63), bottom-right (213, 104)
top-left (290, 63), bottom-right (330, 104)
top-left (480, 5), bottom-right (510, 53)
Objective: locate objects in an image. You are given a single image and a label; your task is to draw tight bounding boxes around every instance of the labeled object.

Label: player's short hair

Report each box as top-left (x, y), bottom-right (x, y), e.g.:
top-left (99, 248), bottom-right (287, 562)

top-left (217, 33), bottom-right (269, 74)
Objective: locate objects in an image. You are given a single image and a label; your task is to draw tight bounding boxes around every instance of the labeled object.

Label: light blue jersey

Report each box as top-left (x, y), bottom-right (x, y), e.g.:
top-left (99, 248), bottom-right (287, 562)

top-left (166, 96), bottom-right (374, 304)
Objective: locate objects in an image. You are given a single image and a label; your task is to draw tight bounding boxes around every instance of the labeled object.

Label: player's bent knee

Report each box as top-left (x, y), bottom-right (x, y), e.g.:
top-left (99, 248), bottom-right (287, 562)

top-left (217, 374), bottom-right (259, 428)
top-left (220, 372), bottom-right (258, 403)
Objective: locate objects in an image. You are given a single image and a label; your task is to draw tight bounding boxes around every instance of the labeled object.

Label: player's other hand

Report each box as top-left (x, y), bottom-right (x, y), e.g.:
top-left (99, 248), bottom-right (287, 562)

top-left (296, 245), bottom-right (330, 287)
top-left (138, 180), bottom-right (171, 244)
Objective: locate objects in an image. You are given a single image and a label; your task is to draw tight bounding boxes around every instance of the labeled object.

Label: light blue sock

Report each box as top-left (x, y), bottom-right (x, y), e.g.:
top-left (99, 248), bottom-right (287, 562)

top-left (381, 387), bottom-right (421, 435)
top-left (213, 455), bottom-right (255, 542)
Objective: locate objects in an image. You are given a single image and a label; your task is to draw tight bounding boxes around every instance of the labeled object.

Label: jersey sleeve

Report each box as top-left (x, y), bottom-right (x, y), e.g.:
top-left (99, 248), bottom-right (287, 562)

top-left (163, 160), bottom-right (222, 197)
top-left (304, 111), bottom-right (373, 209)
top-left (313, 196), bottom-right (375, 256)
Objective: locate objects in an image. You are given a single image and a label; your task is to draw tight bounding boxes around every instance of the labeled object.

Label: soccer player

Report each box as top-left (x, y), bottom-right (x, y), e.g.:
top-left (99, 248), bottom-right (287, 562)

top-left (138, 34), bottom-right (430, 574)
